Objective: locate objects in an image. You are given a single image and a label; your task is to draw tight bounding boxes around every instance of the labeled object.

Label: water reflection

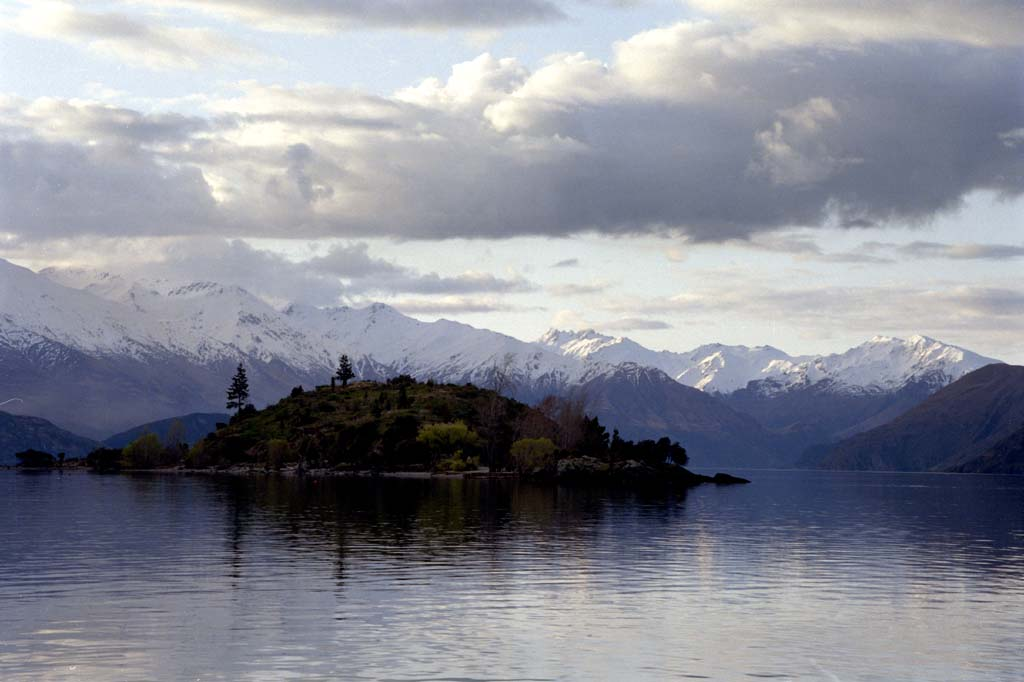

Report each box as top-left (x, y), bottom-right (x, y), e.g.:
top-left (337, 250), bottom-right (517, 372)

top-left (0, 470), bottom-right (1022, 681)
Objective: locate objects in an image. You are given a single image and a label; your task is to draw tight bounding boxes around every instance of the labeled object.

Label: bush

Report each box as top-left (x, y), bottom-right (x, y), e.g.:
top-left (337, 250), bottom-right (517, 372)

top-left (87, 447), bottom-right (123, 473)
top-left (15, 449), bottom-right (55, 468)
top-left (264, 439), bottom-right (293, 470)
top-left (122, 433), bottom-right (165, 469)
top-left (510, 437), bottom-right (556, 473)
top-left (416, 421), bottom-right (481, 464)
top-left (436, 454), bottom-right (479, 472)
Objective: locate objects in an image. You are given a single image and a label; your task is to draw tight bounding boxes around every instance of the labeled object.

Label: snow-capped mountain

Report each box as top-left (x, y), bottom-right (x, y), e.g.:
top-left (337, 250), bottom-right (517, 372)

top-left (0, 258), bottom-right (1004, 465)
top-left (749, 334), bottom-right (996, 395)
top-left (537, 328), bottom-right (995, 395)
top-left (539, 328), bottom-right (799, 393)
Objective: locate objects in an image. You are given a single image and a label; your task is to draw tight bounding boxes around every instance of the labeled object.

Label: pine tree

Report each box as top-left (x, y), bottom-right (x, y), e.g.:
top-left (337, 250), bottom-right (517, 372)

top-left (336, 354), bottom-right (355, 388)
top-left (226, 363), bottom-right (250, 415)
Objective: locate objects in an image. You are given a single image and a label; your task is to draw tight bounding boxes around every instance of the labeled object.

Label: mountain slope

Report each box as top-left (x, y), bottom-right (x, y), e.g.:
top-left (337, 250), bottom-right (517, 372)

top-left (577, 364), bottom-right (783, 468)
top-left (3, 258), bottom-right (1003, 463)
top-left (812, 364), bottom-right (1021, 471)
top-left (103, 412), bottom-right (230, 449)
top-left (0, 411), bottom-right (98, 464)
top-left (950, 425), bottom-right (1024, 475)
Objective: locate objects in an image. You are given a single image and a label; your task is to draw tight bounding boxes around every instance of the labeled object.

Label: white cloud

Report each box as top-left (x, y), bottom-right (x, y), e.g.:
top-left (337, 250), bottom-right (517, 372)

top-left (6, 2), bottom-right (262, 70)
top-left (686, 0), bottom-right (1024, 48)
top-left (2, 13), bottom-right (1021, 244)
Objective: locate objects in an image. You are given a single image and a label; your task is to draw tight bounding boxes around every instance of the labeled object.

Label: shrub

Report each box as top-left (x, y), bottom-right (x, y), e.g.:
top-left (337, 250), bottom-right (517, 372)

top-left (416, 421), bottom-right (481, 464)
top-left (86, 447), bottom-right (122, 472)
top-left (264, 439), bottom-right (293, 470)
top-left (122, 433), bottom-right (165, 469)
top-left (510, 437), bottom-right (556, 473)
top-left (436, 454), bottom-right (479, 472)
top-left (15, 449), bottom-right (55, 468)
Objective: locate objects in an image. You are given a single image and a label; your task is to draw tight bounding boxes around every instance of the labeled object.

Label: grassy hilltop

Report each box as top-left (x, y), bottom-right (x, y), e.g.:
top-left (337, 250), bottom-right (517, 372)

top-left (184, 376), bottom-right (745, 485)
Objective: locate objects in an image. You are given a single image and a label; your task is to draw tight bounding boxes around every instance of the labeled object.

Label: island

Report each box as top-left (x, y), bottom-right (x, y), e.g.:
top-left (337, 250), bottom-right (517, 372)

top-left (13, 377), bottom-right (749, 487)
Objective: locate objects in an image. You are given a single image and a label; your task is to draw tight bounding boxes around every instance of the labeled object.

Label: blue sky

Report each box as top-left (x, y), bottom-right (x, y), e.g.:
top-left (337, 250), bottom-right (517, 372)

top-left (1, 0), bottom-right (1022, 360)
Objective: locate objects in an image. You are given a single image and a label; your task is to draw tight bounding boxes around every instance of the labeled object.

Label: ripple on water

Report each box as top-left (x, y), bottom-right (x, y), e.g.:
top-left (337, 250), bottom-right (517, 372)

top-left (0, 470), bottom-right (1022, 681)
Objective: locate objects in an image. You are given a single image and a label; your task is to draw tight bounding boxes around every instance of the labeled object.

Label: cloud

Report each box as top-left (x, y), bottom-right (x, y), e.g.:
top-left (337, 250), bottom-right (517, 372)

top-left (19, 238), bottom-right (536, 307)
top-left (602, 317), bottom-right (672, 331)
top-left (547, 282), bottom-right (609, 296)
top-left (603, 278), bottom-right (1024, 354)
top-left (2, 15), bottom-right (1021, 243)
top-left (889, 241), bottom-right (1024, 261)
top-left (5, 2), bottom-right (261, 70)
top-left (134, 0), bottom-right (568, 32)
top-left (552, 258), bottom-right (579, 268)
top-left (390, 296), bottom-right (521, 315)
top-left (686, 0), bottom-right (1024, 48)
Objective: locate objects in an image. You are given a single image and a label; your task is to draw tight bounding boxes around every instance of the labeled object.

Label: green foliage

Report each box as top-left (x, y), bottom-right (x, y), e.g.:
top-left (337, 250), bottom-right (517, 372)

top-left (122, 433), bottom-right (165, 469)
top-left (226, 363), bottom-right (250, 414)
top-left (510, 437), bottom-right (556, 473)
top-left (436, 453), bottom-right (479, 472)
top-left (336, 354), bottom-right (355, 387)
top-left (416, 421), bottom-right (481, 463)
top-left (264, 439), bottom-right (293, 470)
top-left (165, 419), bottom-right (186, 449)
top-left (87, 447), bottom-right (122, 472)
top-left (192, 379), bottom-right (691, 476)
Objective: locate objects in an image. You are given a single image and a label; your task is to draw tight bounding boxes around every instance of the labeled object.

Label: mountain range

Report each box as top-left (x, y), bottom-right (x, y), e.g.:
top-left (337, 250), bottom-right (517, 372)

top-left (810, 364), bottom-right (1024, 472)
top-left (0, 257), bottom-right (1002, 467)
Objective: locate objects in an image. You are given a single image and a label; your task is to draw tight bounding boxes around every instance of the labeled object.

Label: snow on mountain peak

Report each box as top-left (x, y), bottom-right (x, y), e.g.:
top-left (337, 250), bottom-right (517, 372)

top-left (10, 262), bottom-right (1003, 399)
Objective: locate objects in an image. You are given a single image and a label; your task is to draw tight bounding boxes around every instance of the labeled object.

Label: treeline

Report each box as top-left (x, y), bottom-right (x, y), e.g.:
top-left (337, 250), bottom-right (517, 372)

top-left (14, 375), bottom-right (689, 477)
top-left (187, 376), bottom-right (689, 475)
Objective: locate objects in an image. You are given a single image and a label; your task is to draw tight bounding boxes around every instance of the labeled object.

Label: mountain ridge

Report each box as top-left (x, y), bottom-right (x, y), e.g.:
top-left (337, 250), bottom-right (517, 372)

top-left (809, 364), bottom-right (1023, 472)
top-left (0, 258), bottom-right (1004, 465)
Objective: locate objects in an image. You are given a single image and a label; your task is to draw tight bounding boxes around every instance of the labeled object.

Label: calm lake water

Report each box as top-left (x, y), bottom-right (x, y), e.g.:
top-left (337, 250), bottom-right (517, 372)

top-left (1, 470), bottom-right (1023, 681)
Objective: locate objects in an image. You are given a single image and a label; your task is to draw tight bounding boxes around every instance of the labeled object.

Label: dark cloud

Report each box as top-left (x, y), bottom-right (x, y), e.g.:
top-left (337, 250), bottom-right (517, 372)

top-left (0, 138), bottom-right (220, 238)
top-left (552, 258), bottom-right (579, 268)
top-left (2, 21), bottom-right (1021, 243)
top-left (161, 0), bottom-right (567, 30)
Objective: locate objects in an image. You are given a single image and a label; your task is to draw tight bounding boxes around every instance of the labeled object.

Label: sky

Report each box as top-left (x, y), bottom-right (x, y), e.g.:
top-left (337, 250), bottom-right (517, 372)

top-left (0, 0), bottom-right (1022, 361)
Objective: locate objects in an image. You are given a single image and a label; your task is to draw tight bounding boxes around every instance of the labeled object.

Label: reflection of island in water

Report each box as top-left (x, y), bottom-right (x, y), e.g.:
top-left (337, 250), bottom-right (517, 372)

top-left (2, 471), bottom-right (1023, 681)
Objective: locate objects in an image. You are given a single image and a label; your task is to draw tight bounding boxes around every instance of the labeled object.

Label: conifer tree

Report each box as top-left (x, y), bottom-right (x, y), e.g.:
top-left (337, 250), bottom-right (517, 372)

top-left (226, 363), bottom-right (250, 415)
top-left (336, 354), bottom-right (355, 388)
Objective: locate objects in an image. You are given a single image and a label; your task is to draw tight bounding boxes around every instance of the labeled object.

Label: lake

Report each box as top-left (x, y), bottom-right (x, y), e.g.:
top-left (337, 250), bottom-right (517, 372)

top-left (1, 469), bottom-right (1022, 681)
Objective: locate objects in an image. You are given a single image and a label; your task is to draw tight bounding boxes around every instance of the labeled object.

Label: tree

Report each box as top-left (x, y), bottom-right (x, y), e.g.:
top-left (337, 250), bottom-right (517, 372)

top-left (510, 437), bottom-right (556, 473)
top-left (15, 449), bottom-right (55, 468)
top-left (226, 363), bottom-right (250, 415)
top-left (416, 421), bottom-right (481, 463)
top-left (165, 420), bottom-right (186, 450)
top-left (336, 354), bottom-right (355, 388)
top-left (122, 433), bottom-right (164, 469)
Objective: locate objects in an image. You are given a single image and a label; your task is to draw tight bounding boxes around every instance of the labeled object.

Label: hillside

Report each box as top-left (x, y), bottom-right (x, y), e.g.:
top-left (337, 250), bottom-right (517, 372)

top-left (2, 258), bottom-right (1001, 461)
top-left (950, 425), bottom-right (1024, 475)
top-left (811, 364), bottom-right (1023, 472)
top-left (0, 412), bottom-right (98, 465)
top-left (103, 413), bottom-right (229, 449)
top-left (578, 364), bottom-right (782, 468)
top-left (190, 378), bottom-right (746, 486)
